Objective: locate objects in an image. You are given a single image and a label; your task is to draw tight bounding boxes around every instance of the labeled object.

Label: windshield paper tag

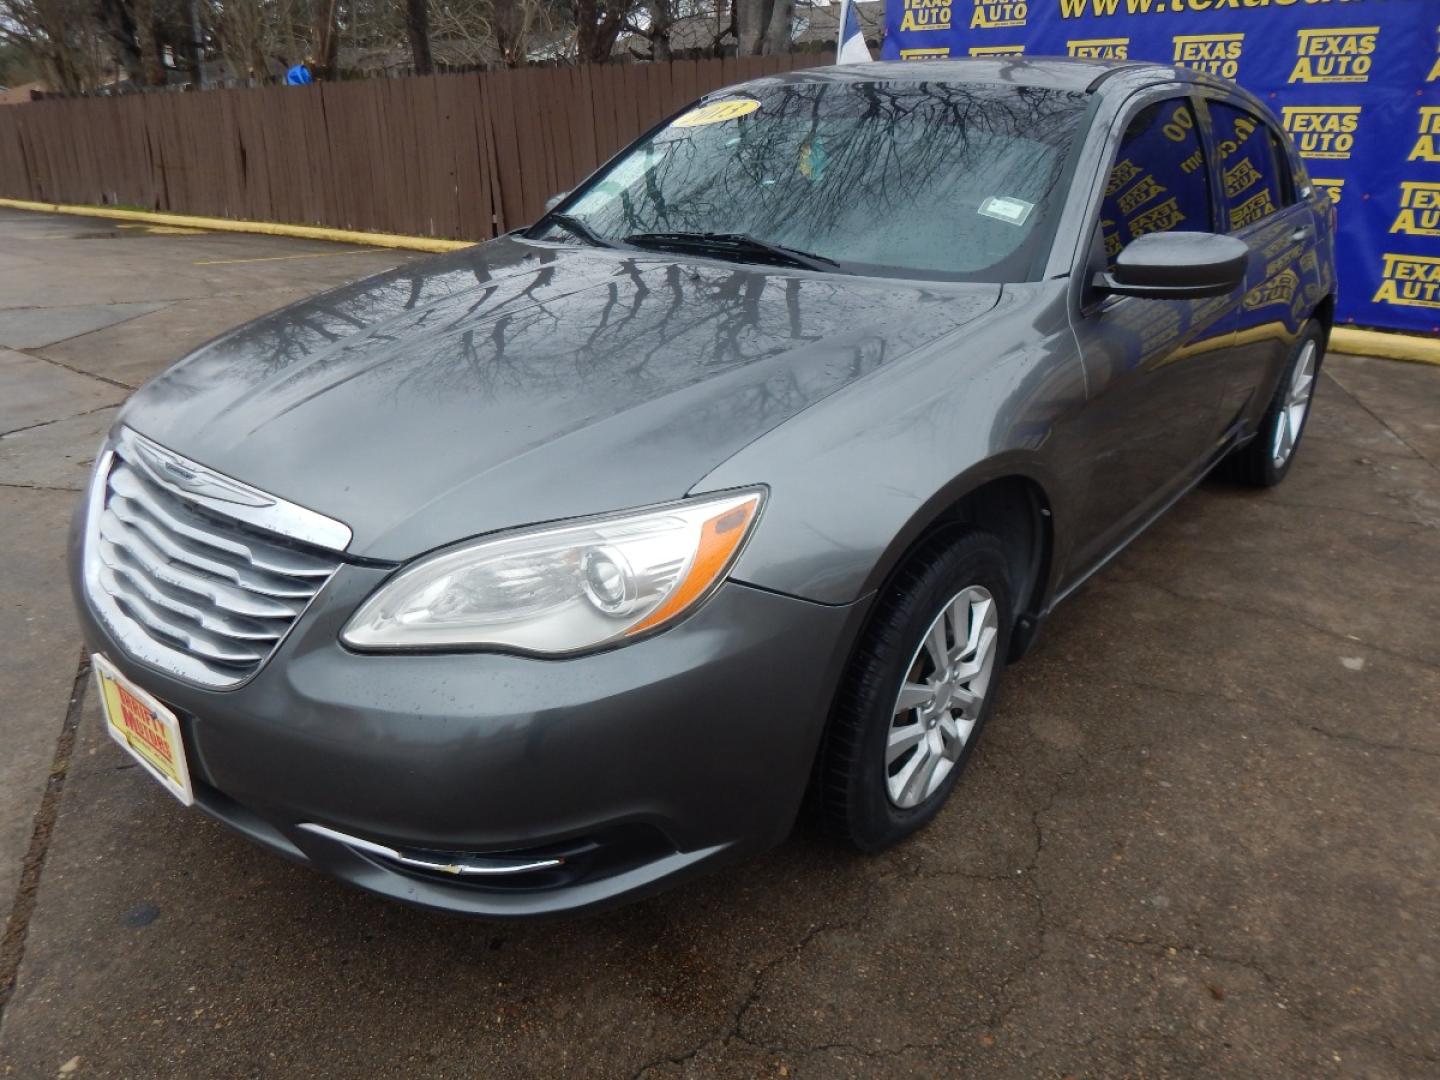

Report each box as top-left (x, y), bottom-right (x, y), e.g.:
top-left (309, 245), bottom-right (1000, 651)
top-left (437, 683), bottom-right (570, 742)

top-left (673, 98), bottom-right (761, 128)
top-left (978, 196), bottom-right (1035, 227)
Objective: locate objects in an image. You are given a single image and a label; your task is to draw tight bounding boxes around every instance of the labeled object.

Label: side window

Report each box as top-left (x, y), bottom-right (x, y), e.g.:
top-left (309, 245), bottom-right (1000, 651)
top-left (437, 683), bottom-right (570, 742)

top-left (1208, 100), bottom-right (1286, 230)
top-left (1268, 127), bottom-right (1298, 204)
top-left (1289, 147), bottom-right (1312, 197)
top-left (1099, 98), bottom-right (1213, 270)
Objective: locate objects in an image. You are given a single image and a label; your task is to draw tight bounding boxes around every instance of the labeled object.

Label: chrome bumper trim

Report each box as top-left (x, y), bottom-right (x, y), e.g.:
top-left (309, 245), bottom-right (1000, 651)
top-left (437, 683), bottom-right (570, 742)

top-left (296, 823), bottom-right (566, 877)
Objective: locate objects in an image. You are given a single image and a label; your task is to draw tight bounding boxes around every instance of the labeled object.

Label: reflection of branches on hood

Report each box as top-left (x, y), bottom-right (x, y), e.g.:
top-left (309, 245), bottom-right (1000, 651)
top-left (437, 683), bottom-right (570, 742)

top-left (457, 328), bottom-right (486, 386)
top-left (581, 260), bottom-right (652, 363)
top-left (620, 265), bottom-right (743, 377)
top-left (453, 284), bottom-right (503, 325)
top-left (614, 258), bottom-right (653, 305)
top-left (785, 277), bottom-right (803, 341)
top-left (402, 275), bottom-right (425, 310)
top-left (582, 281), bottom-right (623, 361)
top-left (701, 271), bottom-right (765, 366)
top-left (188, 244), bottom-right (977, 415)
top-left (621, 264), bottom-right (693, 377)
top-left (292, 315), bottom-right (346, 345)
top-left (517, 264), bottom-right (557, 305)
top-left (486, 314), bottom-right (518, 374)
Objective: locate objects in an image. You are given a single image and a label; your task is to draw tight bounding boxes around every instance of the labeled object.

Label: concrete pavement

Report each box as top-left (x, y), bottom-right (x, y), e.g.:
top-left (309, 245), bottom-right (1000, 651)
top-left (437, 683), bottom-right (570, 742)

top-left (0, 208), bottom-right (414, 980)
top-left (0, 207), bottom-right (1437, 1079)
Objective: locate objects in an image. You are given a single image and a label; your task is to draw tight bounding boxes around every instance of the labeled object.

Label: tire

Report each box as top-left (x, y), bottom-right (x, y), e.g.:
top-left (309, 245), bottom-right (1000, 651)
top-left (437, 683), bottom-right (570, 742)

top-left (1217, 321), bottom-right (1324, 487)
top-left (813, 529), bottom-right (1013, 852)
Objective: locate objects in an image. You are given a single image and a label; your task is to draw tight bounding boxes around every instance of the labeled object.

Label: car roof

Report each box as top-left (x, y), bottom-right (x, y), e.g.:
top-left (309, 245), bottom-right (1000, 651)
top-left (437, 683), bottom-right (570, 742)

top-left (735, 57), bottom-right (1198, 96)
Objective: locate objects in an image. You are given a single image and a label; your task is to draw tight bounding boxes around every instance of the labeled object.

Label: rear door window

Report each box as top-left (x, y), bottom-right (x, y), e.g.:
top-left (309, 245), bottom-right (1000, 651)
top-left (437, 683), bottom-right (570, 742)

top-left (1099, 99), bottom-right (1214, 270)
top-left (1208, 100), bottom-right (1288, 231)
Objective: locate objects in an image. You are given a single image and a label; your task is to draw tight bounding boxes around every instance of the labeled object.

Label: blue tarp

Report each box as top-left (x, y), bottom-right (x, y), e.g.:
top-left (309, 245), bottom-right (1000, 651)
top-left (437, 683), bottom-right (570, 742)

top-left (881, 0), bottom-right (1440, 334)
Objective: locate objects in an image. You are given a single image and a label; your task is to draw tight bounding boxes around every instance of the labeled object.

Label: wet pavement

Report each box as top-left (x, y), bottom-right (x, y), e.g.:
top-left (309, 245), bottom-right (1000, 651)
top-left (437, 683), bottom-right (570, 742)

top-left (0, 207), bottom-right (1436, 1079)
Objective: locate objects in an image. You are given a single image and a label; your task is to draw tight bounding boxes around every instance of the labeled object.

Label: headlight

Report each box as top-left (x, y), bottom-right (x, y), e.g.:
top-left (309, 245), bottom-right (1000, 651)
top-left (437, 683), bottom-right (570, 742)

top-left (341, 489), bottom-right (764, 654)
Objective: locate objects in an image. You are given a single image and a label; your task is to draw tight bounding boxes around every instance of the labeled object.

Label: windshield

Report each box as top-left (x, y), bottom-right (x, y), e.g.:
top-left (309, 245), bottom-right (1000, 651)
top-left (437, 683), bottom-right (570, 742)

top-left (531, 79), bottom-right (1088, 281)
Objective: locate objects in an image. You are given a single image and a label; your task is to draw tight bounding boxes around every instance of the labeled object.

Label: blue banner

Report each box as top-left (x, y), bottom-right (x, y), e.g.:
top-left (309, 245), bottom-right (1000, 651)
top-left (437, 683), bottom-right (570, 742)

top-left (882, 0), bottom-right (1440, 335)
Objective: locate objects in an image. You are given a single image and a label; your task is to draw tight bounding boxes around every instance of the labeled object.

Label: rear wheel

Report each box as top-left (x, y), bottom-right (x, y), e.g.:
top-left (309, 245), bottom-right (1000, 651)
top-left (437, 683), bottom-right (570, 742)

top-left (1218, 322), bottom-right (1323, 487)
top-left (814, 530), bottom-right (1012, 851)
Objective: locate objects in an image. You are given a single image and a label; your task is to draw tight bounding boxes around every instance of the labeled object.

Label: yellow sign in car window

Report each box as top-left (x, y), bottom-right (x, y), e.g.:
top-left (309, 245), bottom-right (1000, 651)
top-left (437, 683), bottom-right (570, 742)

top-left (673, 98), bottom-right (761, 128)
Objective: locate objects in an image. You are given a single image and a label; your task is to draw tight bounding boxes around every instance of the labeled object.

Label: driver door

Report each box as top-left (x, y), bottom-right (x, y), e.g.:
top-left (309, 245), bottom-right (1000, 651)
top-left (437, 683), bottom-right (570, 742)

top-left (1066, 93), bottom-right (1236, 577)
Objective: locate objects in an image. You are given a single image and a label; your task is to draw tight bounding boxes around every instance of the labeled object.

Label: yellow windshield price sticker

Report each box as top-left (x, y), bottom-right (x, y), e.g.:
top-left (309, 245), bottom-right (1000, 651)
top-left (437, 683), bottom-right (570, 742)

top-left (673, 98), bottom-right (761, 127)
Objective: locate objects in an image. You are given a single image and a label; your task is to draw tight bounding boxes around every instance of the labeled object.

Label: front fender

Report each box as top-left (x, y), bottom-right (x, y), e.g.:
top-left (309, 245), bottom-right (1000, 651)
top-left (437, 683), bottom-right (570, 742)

top-left (693, 282), bottom-right (1088, 607)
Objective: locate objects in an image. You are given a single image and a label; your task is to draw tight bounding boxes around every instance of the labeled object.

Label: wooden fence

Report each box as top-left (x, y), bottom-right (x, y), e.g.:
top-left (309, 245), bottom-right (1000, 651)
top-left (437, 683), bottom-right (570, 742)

top-left (0, 53), bottom-right (833, 241)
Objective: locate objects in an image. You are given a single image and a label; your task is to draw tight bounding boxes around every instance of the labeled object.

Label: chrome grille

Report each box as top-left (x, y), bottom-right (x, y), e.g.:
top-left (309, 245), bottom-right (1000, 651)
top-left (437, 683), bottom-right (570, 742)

top-left (84, 429), bottom-right (347, 688)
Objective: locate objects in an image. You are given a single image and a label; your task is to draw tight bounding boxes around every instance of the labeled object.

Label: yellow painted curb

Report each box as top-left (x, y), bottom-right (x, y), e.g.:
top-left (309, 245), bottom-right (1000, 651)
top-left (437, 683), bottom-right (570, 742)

top-left (1330, 327), bottom-right (1440, 366)
top-left (0, 198), bottom-right (474, 254)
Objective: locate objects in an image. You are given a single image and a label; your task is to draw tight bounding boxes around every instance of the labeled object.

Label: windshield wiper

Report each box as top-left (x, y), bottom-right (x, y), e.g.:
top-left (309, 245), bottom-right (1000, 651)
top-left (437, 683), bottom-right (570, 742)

top-left (543, 212), bottom-right (614, 249)
top-left (624, 231), bottom-right (842, 273)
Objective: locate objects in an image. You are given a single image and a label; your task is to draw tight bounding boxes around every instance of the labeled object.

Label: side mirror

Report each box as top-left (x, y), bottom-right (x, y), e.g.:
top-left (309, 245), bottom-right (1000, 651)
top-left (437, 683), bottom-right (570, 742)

top-left (544, 191), bottom-right (570, 213)
top-left (1093, 231), bottom-right (1249, 301)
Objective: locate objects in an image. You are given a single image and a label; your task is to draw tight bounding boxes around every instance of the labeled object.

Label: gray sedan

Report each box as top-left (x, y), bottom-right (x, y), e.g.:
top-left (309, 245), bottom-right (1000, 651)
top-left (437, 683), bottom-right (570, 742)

top-left (71, 58), bottom-right (1335, 917)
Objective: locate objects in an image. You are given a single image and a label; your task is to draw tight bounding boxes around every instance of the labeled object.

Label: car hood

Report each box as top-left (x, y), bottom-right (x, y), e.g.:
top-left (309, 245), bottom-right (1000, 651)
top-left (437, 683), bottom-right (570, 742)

top-left (120, 237), bottom-right (999, 561)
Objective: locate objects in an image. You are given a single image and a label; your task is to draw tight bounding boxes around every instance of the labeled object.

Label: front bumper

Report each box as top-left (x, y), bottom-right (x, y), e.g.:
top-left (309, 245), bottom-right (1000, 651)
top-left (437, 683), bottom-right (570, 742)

top-left (71, 540), bottom-right (866, 918)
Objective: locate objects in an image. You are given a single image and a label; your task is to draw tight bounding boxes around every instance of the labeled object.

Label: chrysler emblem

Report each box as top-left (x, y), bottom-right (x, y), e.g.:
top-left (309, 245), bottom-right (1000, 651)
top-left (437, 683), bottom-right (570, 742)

top-left (133, 438), bottom-right (276, 509)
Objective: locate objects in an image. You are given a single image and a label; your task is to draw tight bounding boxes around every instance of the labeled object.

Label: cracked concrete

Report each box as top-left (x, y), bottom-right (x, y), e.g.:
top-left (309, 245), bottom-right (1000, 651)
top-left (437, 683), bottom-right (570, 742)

top-left (0, 206), bottom-right (1438, 1078)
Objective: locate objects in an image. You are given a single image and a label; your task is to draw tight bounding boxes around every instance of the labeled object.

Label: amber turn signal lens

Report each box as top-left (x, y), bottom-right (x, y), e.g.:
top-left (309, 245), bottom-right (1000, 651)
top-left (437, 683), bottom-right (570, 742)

top-left (625, 493), bottom-right (762, 636)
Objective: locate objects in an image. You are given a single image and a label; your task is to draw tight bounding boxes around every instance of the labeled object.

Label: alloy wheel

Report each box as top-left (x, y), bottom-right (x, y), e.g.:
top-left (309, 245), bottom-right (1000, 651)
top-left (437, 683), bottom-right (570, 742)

top-left (885, 585), bottom-right (999, 809)
top-left (1272, 339), bottom-right (1318, 466)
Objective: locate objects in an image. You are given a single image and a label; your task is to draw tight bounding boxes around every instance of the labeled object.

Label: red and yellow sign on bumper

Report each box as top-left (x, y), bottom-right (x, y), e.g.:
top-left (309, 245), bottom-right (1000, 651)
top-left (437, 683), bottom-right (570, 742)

top-left (93, 653), bottom-right (193, 805)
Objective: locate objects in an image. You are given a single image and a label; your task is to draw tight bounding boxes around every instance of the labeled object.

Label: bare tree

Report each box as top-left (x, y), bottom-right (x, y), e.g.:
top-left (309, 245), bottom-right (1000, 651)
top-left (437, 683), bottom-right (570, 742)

top-left (85, 0), bottom-right (173, 86)
top-left (132, 0), bottom-right (167, 84)
top-left (6, 0), bottom-right (742, 90)
top-left (205, 0), bottom-right (274, 79)
top-left (572, 0), bottom-right (626, 63)
top-left (0, 0), bottom-right (110, 90)
top-left (204, 0), bottom-right (321, 82)
top-left (489, 0), bottom-right (554, 67)
top-left (735, 0), bottom-right (788, 55)
top-left (761, 0), bottom-right (788, 53)
top-left (403, 0), bottom-right (432, 72)
top-left (643, 0), bottom-right (672, 61)
top-left (183, 0), bottom-right (202, 83)
top-left (94, 0), bottom-right (144, 82)
top-left (311, 0), bottom-right (339, 77)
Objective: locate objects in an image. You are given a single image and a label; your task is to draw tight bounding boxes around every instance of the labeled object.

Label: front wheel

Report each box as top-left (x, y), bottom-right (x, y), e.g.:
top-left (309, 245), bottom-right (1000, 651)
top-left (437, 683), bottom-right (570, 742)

top-left (1218, 321), bottom-right (1323, 487)
top-left (813, 530), bottom-right (1013, 851)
